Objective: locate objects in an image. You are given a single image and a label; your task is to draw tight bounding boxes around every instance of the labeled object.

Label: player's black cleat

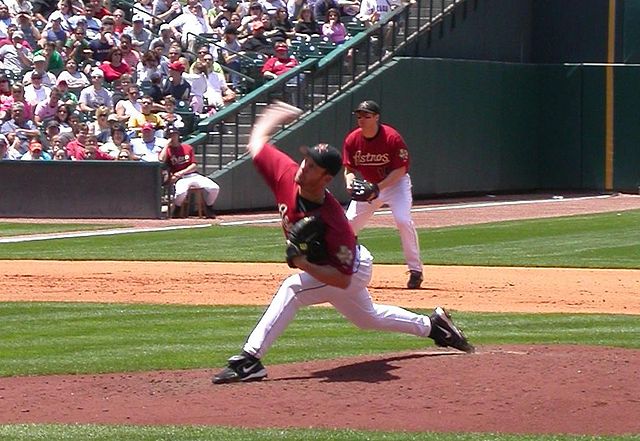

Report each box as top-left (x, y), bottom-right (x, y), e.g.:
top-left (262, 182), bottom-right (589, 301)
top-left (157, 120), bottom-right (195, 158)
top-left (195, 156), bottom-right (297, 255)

top-left (429, 307), bottom-right (475, 353)
top-left (212, 352), bottom-right (267, 384)
top-left (407, 270), bottom-right (423, 289)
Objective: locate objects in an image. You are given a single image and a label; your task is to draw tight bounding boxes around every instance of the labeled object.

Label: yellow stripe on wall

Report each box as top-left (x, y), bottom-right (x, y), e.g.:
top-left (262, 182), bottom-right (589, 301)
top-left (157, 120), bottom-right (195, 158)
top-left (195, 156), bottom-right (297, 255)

top-left (605, 0), bottom-right (616, 191)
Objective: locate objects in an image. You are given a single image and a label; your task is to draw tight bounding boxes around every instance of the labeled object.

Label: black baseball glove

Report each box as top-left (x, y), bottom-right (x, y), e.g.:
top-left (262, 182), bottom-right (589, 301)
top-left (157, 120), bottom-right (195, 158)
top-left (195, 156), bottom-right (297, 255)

top-left (285, 216), bottom-right (327, 268)
top-left (351, 178), bottom-right (379, 202)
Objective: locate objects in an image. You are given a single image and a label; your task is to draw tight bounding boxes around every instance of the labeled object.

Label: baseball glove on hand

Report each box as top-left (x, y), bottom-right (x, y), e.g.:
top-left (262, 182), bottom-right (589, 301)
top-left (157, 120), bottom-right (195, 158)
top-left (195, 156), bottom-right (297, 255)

top-left (351, 178), bottom-right (379, 202)
top-left (286, 216), bottom-right (327, 268)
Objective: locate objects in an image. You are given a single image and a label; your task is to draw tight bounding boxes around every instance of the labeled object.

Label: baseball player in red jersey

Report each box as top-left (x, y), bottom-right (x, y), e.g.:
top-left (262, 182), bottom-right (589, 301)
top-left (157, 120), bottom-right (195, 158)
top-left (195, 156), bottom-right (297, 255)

top-left (343, 100), bottom-right (424, 289)
top-left (213, 102), bottom-right (473, 385)
top-left (158, 125), bottom-right (219, 218)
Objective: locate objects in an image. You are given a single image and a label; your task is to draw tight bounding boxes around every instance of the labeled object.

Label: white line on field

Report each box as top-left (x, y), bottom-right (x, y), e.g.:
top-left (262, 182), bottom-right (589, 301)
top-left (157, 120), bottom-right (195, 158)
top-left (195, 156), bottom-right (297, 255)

top-left (220, 194), bottom-right (614, 226)
top-left (0, 223), bottom-right (212, 244)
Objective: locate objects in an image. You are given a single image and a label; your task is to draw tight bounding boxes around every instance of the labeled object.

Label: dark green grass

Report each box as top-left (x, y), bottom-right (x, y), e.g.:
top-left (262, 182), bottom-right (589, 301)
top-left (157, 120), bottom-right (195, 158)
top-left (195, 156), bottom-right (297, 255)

top-left (1, 302), bottom-right (638, 377)
top-left (0, 222), bottom-right (123, 237)
top-left (1, 211), bottom-right (639, 268)
top-left (1, 425), bottom-right (638, 441)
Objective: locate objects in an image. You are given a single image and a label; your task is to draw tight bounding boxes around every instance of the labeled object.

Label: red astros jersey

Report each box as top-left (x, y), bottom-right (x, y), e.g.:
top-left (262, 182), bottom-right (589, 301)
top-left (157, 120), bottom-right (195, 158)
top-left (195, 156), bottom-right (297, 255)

top-left (342, 124), bottom-right (410, 184)
top-left (164, 143), bottom-right (196, 174)
top-left (254, 143), bottom-right (357, 275)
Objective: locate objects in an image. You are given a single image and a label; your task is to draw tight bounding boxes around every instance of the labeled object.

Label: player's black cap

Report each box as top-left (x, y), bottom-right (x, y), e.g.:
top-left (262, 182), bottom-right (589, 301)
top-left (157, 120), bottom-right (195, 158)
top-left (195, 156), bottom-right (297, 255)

top-left (301, 143), bottom-right (342, 176)
top-left (353, 100), bottom-right (380, 114)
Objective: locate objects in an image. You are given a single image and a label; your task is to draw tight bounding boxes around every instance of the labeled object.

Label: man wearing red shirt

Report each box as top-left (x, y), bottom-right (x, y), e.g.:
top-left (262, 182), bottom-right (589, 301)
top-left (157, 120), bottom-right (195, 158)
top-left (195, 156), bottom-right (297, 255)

top-left (212, 102), bottom-right (473, 384)
top-left (158, 125), bottom-right (219, 218)
top-left (343, 100), bottom-right (424, 289)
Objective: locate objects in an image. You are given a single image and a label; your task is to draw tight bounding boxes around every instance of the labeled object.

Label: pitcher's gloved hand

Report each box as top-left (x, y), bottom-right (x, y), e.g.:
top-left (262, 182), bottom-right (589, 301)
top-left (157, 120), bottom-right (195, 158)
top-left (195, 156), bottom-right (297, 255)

top-left (285, 216), bottom-right (327, 268)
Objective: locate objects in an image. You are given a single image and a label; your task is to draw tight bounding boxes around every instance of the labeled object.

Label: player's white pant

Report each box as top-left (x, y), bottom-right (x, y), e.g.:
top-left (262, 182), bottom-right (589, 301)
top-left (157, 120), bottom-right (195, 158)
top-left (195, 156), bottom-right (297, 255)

top-left (174, 172), bottom-right (220, 207)
top-left (243, 245), bottom-right (431, 359)
top-left (346, 174), bottom-right (423, 273)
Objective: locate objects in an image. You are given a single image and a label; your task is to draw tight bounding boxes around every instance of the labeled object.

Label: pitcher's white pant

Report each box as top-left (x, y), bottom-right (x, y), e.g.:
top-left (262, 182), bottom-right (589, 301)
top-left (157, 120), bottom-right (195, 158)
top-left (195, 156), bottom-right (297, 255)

top-left (174, 172), bottom-right (220, 207)
top-left (243, 245), bottom-right (431, 359)
top-left (346, 174), bottom-right (423, 273)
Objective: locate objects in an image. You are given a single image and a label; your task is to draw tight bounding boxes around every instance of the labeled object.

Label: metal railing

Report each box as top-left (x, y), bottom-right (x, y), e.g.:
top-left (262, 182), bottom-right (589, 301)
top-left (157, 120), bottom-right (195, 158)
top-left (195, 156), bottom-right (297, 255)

top-left (185, 0), bottom-right (465, 174)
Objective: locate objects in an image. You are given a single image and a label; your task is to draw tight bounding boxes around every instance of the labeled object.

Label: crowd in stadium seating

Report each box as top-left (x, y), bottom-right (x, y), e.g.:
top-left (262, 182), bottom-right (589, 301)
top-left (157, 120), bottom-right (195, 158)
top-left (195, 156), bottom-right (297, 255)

top-left (0, 0), bottom-right (400, 162)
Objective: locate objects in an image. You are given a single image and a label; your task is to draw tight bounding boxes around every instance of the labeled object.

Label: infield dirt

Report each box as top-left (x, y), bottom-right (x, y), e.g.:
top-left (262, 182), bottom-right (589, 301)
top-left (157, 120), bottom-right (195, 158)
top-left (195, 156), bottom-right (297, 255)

top-left (1, 193), bottom-right (639, 434)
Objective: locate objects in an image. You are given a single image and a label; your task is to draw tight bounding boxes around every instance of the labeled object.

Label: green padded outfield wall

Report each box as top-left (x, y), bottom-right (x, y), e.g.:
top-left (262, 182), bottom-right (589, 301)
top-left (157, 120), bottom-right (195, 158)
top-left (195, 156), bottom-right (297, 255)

top-left (212, 58), bottom-right (620, 211)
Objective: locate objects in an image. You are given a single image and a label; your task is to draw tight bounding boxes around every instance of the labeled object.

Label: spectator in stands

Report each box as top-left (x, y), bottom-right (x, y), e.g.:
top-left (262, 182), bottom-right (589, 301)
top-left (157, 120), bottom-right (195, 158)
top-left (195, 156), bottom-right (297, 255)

top-left (315, 0), bottom-right (339, 21)
top-left (1, 102), bottom-right (39, 156)
top-left (183, 61), bottom-right (208, 114)
top-left (46, 0), bottom-right (74, 33)
top-left (210, 3), bottom-right (235, 35)
top-left (0, 133), bottom-right (20, 159)
top-left (133, 0), bottom-right (155, 27)
top-left (79, 68), bottom-right (113, 113)
top-left (261, 40), bottom-right (298, 80)
top-left (147, 71), bottom-right (165, 103)
top-left (153, 0), bottom-right (182, 28)
top-left (16, 12), bottom-right (41, 49)
top-left (91, 106), bottom-right (113, 140)
top-left (89, 27), bottom-right (117, 63)
top-left (159, 125), bottom-right (219, 218)
top-left (117, 148), bottom-right (132, 160)
top-left (119, 34), bottom-right (140, 72)
top-left (165, 43), bottom-right (186, 69)
top-left (100, 123), bottom-right (129, 158)
top-left (65, 121), bottom-right (90, 159)
top-left (271, 7), bottom-right (295, 40)
top-left (64, 25), bottom-right (91, 66)
top-left (34, 86), bottom-right (63, 125)
top-left (0, 75), bottom-right (11, 114)
top-left (0, 4), bottom-right (13, 39)
top-left (148, 24), bottom-right (173, 58)
top-left (241, 20), bottom-right (274, 56)
top-left (111, 73), bottom-right (135, 107)
top-left (84, 134), bottom-right (113, 160)
top-left (322, 8), bottom-right (347, 44)
top-left (240, 2), bottom-right (264, 34)
top-left (157, 95), bottom-right (184, 130)
top-left (111, 9), bottom-right (129, 36)
top-left (42, 119), bottom-right (62, 150)
top-left (136, 50), bottom-right (163, 84)
top-left (52, 147), bottom-right (68, 160)
top-left (90, 0), bottom-right (111, 19)
top-left (0, 30), bottom-right (33, 74)
top-left (131, 121), bottom-right (167, 161)
top-left (24, 71), bottom-right (52, 106)
top-left (24, 54), bottom-right (57, 86)
top-left (99, 47), bottom-right (132, 82)
top-left (263, 0), bottom-right (287, 16)
top-left (294, 6), bottom-right (321, 39)
top-left (169, 2), bottom-right (213, 53)
top-left (357, 0), bottom-right (398, 24)
top-left (9, 0), bottom-right (34, 17)
top-left (69, 6), bottom-right (102, 40)
top-left (53, 103), bottom-right (74, 133)
top-left (128, 94), bottom-right (164, 133)
top-left (115, 83), bottom-right (142, 123)
top-left (57, 58), bottom-right (90, 93)
top-left (34, 40), bottom-right (65, 75)
top-left (190, 45), bottom-right (214, 74)
top-left (124, 14), bottom-right (153, 53)
top-left (162, 61), bottom-right (191, 102)
top-left (219, 26), bottom-right (242, 88)
top-left (287, 0), bottom-right (305, 20)
top-left (39, 14), bottom-right (67, 47)
top-left (56, 79), bottom-right (79, 109)
top-left (9, 83), bottom-right (33, 120)
top-left (21, 140), bottom-right (52, 160)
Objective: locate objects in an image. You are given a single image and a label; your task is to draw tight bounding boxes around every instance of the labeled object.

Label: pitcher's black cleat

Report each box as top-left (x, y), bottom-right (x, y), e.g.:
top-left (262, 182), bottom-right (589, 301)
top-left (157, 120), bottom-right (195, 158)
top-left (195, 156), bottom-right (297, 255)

top-left (429, 307), bottom-right (475, 353)
top-left (212, 352), bottom-right (267, 384)
top-left (407, 270), bottom-right (423, 289)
